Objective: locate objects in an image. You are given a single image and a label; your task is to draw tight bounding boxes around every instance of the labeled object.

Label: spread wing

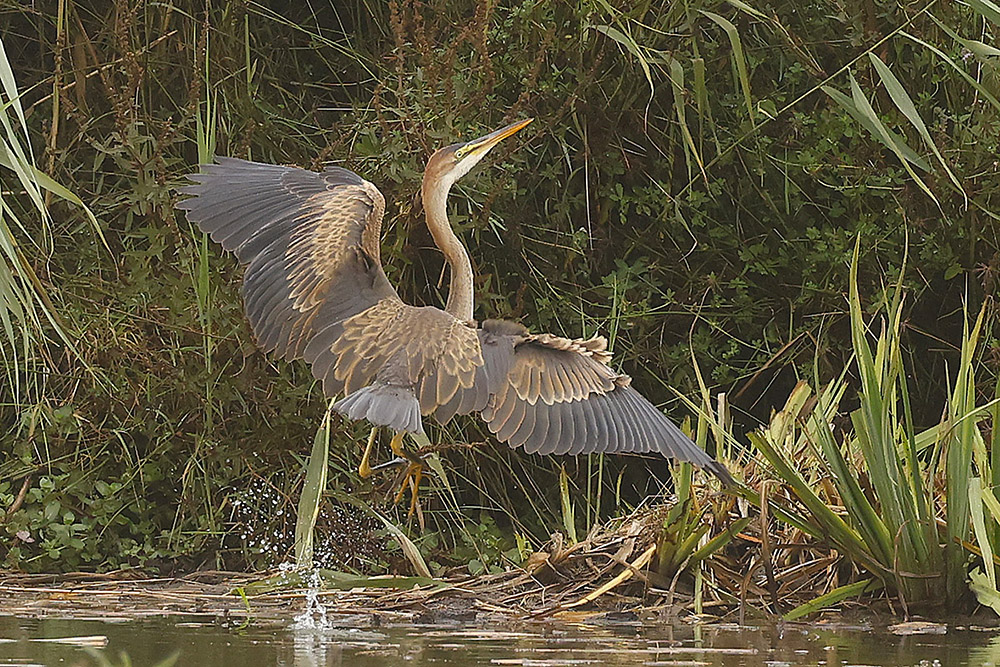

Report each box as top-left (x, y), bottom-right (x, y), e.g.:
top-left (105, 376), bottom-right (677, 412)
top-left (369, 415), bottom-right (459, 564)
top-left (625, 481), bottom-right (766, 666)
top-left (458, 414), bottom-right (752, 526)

top-left (440, 320), bottom-right (732, 484)
top-left (177, 158), bottom-right (730, 481)
top-left (176, 157), bottom-right (483, 432)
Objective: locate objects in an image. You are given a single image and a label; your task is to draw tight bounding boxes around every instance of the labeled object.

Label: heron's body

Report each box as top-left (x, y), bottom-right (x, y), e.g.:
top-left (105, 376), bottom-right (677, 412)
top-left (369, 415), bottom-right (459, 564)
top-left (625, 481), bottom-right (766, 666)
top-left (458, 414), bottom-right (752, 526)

top-left (177, 119), bottom-right (732, 490)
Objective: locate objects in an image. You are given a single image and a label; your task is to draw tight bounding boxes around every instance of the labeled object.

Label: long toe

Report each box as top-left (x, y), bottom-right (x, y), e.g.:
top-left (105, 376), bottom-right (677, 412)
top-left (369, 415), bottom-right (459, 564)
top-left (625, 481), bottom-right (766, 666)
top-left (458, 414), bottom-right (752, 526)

top-left (407, 464), bottom-right (424, 518)
top-left (392, 461), bottom-right (425, 512)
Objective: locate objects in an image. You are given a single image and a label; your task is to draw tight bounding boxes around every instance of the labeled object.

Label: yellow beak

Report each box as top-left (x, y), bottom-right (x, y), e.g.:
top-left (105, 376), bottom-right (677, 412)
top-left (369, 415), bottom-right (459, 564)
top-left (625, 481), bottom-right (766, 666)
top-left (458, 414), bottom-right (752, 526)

top-left (464, 118), bottom-right (534, 155)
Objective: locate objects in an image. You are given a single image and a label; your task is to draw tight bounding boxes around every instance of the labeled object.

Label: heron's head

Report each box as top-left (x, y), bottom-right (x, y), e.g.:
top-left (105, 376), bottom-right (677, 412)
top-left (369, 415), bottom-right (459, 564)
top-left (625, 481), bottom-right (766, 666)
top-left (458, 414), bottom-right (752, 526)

top-left (424, 118), bottom-right (534, 191)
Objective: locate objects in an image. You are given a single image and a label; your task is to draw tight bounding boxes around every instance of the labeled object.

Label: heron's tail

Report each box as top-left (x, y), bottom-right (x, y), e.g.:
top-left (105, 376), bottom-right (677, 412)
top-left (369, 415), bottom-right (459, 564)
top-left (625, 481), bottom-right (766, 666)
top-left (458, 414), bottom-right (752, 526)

top-left (333, 383), bottom-right (423, 434)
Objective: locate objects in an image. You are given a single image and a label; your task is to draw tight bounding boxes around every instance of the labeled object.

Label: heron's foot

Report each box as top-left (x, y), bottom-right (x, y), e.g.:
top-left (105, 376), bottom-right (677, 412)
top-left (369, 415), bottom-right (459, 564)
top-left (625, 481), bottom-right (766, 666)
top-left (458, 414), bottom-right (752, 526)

top-left (393, 459), bottom-right (425, 518)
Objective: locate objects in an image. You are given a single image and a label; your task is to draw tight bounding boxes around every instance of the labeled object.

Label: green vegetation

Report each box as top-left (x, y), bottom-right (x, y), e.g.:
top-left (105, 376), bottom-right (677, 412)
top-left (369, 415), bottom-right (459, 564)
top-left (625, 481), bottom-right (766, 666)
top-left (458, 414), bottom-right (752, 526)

top-left (1, 0), bottom-right (999, 615)
top-left (740, 241), bottom-right (996, 612)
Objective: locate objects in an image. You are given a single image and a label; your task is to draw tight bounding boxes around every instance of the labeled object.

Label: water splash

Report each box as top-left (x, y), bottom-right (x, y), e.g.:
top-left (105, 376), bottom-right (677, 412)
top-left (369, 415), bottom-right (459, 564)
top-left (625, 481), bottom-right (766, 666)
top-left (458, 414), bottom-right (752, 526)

top-left (291, 568), bottom-right (329, 631)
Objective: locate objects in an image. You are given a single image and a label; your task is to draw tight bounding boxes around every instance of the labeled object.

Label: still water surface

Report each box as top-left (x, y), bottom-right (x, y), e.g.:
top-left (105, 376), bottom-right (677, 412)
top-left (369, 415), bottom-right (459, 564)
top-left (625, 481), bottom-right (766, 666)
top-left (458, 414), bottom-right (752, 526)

top-left (3, 614), bottom-right (1000, 666)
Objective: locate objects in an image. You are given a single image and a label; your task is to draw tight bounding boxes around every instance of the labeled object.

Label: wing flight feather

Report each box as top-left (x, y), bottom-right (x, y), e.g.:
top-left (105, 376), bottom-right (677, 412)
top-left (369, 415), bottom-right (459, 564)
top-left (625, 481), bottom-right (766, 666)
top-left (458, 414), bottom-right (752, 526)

top-left (177, 158), bottom-right (483, 433)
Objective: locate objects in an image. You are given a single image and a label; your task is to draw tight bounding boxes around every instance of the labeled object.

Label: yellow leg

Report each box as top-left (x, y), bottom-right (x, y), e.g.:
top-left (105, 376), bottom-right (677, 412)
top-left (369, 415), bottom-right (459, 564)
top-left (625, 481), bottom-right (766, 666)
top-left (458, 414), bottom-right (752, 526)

top-left (358, 427), bottom-right (378, 478)
top-left (389, 432), bottom-right (425, 517)
top-left (388, 431), bottom-right (407, 459)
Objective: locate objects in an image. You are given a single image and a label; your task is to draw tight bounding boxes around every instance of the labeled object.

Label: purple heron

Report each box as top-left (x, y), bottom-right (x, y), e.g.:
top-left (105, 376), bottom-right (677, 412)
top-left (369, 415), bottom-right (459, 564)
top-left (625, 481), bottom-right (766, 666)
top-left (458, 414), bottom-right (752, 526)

top-left (176, 119), bottom-right (733, 510)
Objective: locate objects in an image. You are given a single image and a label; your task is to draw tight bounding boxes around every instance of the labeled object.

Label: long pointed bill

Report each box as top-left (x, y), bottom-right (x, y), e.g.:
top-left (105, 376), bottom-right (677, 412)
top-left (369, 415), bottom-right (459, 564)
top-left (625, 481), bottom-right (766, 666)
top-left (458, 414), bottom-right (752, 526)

top-left (464, 118), bottom-right (534, 157)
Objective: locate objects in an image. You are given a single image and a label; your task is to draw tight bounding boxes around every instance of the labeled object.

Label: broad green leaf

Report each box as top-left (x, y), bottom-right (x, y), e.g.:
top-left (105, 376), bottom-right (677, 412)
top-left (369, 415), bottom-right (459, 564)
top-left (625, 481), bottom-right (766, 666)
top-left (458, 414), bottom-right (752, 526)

top-left (900, 30), bottom-right (1000, 112)
top-left (0, 38), bottom-right (29, 150)
top-left (593, 24), bottom-right (653, 101)
top-left (969, 0), bottom-right (1000, 27)
top-left (928, 12), bottom-right (1000, 60)
top-left (725, 0), bottom-right (768, 20)
top-left (0, 143), bottom-right (104, 245)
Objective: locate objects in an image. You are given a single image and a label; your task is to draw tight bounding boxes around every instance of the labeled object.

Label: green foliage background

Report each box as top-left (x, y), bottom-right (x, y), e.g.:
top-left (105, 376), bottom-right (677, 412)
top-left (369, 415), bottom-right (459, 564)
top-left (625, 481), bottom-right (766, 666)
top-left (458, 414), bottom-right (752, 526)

top-left (1, 0), bottom-right (997, 573)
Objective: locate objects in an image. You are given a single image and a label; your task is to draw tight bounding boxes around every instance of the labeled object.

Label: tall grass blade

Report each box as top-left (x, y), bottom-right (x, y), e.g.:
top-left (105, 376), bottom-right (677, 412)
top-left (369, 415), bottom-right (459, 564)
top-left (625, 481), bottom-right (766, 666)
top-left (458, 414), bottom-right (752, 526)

top-left (805, 400), bottom-right (894, 568)
top-left (593, 25), bottom-right (653, 104)
top-left (992, 373), bottom-right (1000, 492)
top-left (979, 477), bottom-right (1000, 589)
top-left (195, 93), bottom-right (218, 165)
top-left (968, 0), bottom-right (1000, 26)
top-left (927, 13), bottom-right (1000, 61)
top-left (691, 56), bottom-right (721, 153)
top-left (0, 148), bottom-right (101, 236)
top-left (783, 578), bottom-right (882, 620)
top-left (821, 86), bottom-right (929, 170)
top-left (559, 465), bottom-right (578, 544)
top-left (668, 57), bottom-right (708, 184)
top-left (0, 38), bottom-right (30, 149)
top-left (899, 30), bottom-right (1000, 112)
top-left (725, 0), bottom-right (768, 20)
top-left (849, 238), bottom-right (938, 591)
top-left (294, 408), bottom-right (331, 567)
top-left (868, 54), bottom-right (965, 200)
top-left (0, 37), bottom-right (102, 402)
top-left (747, 431), bottom-right (880, 572)
top-left (970, 478), bottom-right (996, 589)
top-left (945, 302), bottom-right (988, 602)
top-left (848, 73), bottom-right (938, 205)
top-left (699, 11), bottom-right (754, 121)
top-left (331, 489), bottom-right (433, 578)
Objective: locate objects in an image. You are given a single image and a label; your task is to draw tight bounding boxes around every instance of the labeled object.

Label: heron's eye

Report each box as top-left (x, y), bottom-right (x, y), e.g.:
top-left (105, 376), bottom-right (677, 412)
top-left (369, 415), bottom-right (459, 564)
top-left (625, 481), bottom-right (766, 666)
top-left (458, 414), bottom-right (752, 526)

top-left (454, 146), bottom-right (468, 160)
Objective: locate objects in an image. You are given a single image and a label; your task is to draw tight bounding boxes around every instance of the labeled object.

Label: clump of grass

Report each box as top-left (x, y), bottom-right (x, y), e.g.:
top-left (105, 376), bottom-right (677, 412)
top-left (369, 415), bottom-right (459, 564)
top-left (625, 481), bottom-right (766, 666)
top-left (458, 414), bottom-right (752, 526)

top-left (743, 240), bottom-right (995, 613)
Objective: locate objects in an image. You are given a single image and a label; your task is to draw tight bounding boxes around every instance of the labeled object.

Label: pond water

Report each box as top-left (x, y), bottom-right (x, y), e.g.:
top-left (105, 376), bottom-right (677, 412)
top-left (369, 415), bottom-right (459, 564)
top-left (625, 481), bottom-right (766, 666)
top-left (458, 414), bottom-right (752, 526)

top-left (2, 613), bottom-right (999, 666)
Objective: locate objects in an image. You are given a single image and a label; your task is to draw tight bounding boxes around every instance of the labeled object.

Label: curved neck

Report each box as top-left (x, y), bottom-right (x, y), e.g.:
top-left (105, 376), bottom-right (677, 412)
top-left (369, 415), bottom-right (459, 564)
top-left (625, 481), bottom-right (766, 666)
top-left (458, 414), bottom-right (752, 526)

top-left (421, 176), bottom-right (475, 322)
